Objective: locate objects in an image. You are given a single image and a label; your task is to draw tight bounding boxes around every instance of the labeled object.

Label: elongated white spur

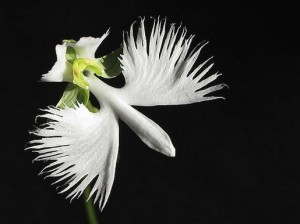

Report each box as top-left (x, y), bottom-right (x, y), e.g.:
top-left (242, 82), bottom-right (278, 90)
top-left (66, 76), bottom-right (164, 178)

top-left (27, 18), bottom-right (226, 210)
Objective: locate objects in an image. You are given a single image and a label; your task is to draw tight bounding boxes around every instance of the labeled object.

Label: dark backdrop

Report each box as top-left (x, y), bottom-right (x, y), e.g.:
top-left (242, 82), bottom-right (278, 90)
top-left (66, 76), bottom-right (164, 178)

top-left (1, 1), bottom-right (299, 223)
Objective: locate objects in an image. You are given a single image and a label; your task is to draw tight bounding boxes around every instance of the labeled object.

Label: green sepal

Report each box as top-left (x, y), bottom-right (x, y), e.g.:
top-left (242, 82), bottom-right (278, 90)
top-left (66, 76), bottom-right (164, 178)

top-left (98, 48), bottom-right (122, 78)
top-left (56, 83), bottom-right (88, 108)
top-left (86, 100), bottom-right (99, 113)
top-left (56, 83), bottom-right (99, 112)
top-left (63, 39), bottom-right (76, 44)
top-left (65, 46), bottom-right (77, 64)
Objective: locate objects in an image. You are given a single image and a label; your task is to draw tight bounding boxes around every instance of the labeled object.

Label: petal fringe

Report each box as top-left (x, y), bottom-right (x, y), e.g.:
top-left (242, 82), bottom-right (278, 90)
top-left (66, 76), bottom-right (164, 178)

top-left (27, 103), bottom-right (119, 210)
top-left (119, 18), bottom-right (227, 106)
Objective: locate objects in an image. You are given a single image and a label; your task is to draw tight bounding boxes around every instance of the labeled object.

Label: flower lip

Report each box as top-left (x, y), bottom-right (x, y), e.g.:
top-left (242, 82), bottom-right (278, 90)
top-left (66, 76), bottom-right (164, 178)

top-left (88, 74), bottom-right (176, 157)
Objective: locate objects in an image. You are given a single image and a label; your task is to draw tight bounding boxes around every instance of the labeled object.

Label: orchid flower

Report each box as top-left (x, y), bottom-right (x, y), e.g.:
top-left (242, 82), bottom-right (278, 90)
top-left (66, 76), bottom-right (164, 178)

top-left (27, 18), bottom-right (226, 210)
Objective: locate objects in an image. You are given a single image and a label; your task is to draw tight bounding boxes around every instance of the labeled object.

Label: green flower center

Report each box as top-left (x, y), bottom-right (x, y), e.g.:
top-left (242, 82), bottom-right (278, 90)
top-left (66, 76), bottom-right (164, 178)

top-left (65, 45), bottom-right (104, 89)
top-left (58, 39), bottom-right (122, 112)
top-left (72, 58), bottom-right (104, 89)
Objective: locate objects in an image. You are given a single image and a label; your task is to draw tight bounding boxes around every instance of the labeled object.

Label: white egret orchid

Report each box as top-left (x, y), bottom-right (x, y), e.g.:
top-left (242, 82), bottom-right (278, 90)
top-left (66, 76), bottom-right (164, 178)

top-left (27, 18), bottom-right (226, 210)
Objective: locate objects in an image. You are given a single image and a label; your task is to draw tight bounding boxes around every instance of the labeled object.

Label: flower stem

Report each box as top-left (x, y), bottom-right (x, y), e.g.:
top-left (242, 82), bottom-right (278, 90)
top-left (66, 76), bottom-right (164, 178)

top-left (83, 186), bottom-right (99, 224)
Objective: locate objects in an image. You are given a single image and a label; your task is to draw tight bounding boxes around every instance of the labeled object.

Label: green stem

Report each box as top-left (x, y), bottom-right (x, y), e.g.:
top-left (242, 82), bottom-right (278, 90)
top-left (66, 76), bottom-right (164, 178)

top-left (83, 186), bottom-right (99, 224)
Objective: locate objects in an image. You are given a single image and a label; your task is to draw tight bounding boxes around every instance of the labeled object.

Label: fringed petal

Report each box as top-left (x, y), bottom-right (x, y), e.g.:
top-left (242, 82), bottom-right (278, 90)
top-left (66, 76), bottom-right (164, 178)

top-left (27, 103), bottom-right (119, 210)
top-left (119, 18), bottom-right (227, 106)
top-left (88, 74), bottom-right (175, 157)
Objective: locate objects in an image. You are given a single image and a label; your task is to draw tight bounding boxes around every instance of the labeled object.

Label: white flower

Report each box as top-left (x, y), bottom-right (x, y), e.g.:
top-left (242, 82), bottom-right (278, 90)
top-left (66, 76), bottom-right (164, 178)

top-left (27, 18), bottom-right (226, 210)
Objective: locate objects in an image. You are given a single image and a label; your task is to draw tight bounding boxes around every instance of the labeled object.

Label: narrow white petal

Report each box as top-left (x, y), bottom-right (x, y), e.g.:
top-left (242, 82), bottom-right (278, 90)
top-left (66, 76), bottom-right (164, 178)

top-left (119, 18), bottom-right (226, 106)
top-left (118, 103), bottom-right (175, 157)
top-left (88, 74), bottom-right (175, 157)
top-left (27, 103), bottom-right (119, 210)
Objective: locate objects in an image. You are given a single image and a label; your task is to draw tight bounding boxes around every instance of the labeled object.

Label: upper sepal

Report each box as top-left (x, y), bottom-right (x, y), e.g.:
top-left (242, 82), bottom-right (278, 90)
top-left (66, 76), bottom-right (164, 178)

top-left (41, 32), bottom-right (109, 83)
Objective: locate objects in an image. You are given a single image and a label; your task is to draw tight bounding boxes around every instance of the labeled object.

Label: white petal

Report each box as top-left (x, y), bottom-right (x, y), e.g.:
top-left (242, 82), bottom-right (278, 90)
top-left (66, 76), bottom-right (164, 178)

top-left (41, 44), bottom-right (73, 82)
top-left (27, 103), bottom-right (119, 210)
top-left (119, 18), bottom-right (227, 106)
top-left (118, 102), bottom-right (176, 157)
top-left (73, 31), bottom-right (110, 58)
top-left (41, 30), bottom-right (109, 82)
top-left (88, 74), bottom-right (175, 157)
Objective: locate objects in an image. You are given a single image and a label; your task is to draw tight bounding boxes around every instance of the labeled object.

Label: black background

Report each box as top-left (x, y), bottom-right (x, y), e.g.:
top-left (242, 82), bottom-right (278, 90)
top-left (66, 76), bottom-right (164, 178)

top-left (1, 1), bottom-right (299, 223)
